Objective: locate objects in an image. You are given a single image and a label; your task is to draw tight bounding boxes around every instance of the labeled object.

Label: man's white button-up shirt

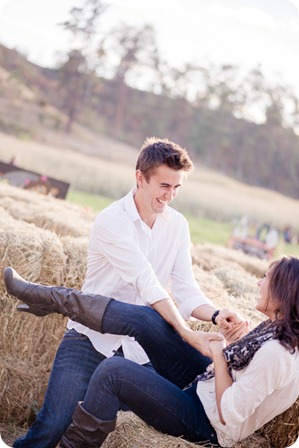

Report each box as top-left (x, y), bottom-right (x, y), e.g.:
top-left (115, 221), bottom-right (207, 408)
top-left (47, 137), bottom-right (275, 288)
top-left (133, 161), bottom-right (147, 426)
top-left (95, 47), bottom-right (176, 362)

top-left (67, 188), bottom-right (211, 365)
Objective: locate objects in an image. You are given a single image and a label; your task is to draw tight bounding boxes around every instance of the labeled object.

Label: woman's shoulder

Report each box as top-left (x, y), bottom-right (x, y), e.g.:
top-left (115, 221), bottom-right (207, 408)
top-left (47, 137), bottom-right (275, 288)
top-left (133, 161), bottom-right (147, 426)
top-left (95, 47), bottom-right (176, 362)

top-left (258, 339), bottom-right (299, 369)
top-left (260, 338), bottom-right (297, 353)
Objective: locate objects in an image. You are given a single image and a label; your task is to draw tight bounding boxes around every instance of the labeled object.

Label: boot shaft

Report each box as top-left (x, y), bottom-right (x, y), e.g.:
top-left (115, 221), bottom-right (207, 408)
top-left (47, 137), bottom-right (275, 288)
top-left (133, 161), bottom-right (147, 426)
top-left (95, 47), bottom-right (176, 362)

top-left (4, 267), bottom-right (112, 332)
top-left (59, 402), bottom-right (116, 448)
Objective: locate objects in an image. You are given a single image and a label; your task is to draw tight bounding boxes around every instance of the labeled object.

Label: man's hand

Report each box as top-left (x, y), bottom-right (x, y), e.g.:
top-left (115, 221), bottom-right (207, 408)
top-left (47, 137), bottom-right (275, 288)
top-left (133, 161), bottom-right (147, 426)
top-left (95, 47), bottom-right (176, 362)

top-left (181, 329), bottom-right (223, 357)
top-left (215, 308), bottom-right (250, 343)
top-left (221, 321), bottom-right (250, 343)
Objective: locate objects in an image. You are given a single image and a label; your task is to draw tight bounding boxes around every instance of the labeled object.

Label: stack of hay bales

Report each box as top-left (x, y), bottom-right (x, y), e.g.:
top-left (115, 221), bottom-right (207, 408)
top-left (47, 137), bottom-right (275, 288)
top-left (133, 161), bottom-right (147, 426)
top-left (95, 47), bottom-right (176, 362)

top-left (0, 184), bottom-right (93, 424)
top-left (0, 184), bottom-right (298, 447)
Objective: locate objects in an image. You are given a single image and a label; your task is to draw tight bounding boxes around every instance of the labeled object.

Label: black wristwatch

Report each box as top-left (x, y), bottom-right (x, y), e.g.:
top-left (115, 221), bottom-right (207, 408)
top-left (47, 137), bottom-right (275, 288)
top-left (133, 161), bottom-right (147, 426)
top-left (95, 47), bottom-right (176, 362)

top-left (211, 309), bottom-right (220, 325)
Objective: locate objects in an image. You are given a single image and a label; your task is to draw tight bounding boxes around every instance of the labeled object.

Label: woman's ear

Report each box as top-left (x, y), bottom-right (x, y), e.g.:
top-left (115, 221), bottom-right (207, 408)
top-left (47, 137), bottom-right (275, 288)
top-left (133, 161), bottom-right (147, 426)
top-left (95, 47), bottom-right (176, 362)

top-left (274, 306), bottom-right (282, 320)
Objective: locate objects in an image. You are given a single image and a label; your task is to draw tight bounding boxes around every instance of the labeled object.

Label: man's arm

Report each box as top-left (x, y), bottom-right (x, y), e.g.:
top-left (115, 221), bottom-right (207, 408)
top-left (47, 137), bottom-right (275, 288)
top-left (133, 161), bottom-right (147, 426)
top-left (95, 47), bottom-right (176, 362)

top-left (192, 304), bottom-right (250, 342)
top-left (153, 299), bottom-right (222, 356)
top-left (153, 300), bottom-right (248, 354)
top-left (169, 220), bottom-right (249, 341)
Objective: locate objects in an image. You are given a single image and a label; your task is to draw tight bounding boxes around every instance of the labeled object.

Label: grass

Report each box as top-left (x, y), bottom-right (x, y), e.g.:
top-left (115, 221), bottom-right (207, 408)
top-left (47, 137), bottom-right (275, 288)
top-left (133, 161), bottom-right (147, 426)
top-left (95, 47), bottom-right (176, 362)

top-left (186, 214), bottom-right (231, 246)
top-left (67, 189), bottom-right (112, 212)
top-left (67, 189), bottom-right (299, 258)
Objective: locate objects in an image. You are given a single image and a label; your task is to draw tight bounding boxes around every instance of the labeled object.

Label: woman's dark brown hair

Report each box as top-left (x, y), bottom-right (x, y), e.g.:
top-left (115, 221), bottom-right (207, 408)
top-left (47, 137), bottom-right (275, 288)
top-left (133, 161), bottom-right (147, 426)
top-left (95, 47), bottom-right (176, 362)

top-left (268, 256), bottom-right (299, 352)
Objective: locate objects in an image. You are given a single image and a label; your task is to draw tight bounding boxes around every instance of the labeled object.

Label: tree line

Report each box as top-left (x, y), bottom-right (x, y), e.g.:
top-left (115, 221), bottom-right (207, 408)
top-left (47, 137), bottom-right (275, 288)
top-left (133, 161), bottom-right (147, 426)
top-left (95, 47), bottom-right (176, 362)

top-left (1, 0), bottom-right (299, 199)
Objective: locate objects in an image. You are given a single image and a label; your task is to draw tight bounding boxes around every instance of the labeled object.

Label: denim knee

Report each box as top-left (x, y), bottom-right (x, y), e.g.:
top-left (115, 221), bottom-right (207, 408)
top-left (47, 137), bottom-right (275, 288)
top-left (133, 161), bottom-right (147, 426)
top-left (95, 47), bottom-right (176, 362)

top-left (93, 357), bottom-right (128, 382)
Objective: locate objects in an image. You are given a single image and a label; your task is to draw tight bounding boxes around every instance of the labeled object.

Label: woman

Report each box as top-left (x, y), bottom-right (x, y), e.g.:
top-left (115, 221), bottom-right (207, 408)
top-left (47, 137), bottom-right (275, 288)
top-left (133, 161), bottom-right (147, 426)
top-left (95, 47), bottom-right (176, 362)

top-left (4, 256), bottom-right (299, 448)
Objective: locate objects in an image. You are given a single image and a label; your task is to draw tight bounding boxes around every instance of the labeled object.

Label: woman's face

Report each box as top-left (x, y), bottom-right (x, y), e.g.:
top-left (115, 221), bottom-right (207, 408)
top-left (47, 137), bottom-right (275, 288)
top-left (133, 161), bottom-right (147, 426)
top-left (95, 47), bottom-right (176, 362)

top-left (256, 267), bottom-right (281, 320)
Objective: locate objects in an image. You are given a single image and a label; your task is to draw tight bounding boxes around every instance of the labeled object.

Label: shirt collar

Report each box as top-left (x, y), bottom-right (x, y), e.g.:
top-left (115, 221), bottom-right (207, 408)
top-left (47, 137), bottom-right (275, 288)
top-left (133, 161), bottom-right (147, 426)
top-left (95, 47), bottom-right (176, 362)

top-left (123, 187), bottom-right (172, 225)
top-left (123, 187), bottom-right (141, 223)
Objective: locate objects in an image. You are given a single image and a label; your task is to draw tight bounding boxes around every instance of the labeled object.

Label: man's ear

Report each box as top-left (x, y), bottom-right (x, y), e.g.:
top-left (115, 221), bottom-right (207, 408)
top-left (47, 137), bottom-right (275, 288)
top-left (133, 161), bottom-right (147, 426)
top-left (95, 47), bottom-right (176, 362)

top-left (136, 170), bottom-right (144, 188)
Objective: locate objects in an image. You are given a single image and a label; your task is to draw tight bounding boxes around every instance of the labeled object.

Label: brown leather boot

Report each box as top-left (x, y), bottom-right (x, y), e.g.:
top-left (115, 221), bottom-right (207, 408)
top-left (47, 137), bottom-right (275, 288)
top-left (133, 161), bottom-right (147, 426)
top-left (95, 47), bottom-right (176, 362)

top-left (3, 267), bottom-right (112, 332)
top-left (60, 402), bottom-right (116, 448)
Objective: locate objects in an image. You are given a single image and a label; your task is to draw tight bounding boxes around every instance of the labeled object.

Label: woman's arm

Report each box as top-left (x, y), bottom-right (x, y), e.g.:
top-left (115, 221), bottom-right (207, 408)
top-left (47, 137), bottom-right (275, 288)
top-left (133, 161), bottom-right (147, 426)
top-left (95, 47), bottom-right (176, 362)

top-left (209, 338), bottom-right (233, 425)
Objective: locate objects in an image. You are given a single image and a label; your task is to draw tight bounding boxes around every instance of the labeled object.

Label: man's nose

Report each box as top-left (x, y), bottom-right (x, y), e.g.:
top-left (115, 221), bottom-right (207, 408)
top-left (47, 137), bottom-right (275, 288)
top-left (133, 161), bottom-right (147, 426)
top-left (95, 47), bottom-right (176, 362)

top-left (166, 189), bottom-right (175, 200)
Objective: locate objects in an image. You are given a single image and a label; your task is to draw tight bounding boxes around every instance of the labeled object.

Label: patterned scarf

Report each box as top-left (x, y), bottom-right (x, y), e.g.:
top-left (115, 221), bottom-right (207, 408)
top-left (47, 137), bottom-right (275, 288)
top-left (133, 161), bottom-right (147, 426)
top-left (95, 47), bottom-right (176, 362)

top-left (197, 319), bottom-right (279, 381)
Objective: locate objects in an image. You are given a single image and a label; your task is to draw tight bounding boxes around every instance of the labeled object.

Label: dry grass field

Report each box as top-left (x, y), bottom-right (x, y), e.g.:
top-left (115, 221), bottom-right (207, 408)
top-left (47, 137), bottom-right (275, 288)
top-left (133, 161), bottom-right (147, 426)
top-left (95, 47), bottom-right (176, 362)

top-left (0, 184), bottom-right (298, 447)
top-left (1, 132), bottom-right (299, 231)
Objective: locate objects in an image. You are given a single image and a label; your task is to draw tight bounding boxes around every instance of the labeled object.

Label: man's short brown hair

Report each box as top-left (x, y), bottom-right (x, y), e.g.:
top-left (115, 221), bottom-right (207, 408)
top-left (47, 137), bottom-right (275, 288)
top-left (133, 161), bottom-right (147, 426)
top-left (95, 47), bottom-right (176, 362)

top-left (136, 137), bottom-right (193, 181)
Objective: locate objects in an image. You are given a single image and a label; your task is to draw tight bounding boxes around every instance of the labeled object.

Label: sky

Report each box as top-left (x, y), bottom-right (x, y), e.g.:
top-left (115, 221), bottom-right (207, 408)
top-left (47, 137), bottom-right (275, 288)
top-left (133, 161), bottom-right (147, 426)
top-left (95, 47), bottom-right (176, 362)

top-left (0, 0), bottom-right (299, 96)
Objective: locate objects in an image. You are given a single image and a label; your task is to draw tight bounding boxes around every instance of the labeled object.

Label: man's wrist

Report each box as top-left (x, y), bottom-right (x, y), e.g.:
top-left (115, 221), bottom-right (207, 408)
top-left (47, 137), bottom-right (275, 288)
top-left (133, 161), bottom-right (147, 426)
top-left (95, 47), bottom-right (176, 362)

top-left (211, 309), bottom-right (220, 325)
top-left (180, 326), bottom-right (193, 341)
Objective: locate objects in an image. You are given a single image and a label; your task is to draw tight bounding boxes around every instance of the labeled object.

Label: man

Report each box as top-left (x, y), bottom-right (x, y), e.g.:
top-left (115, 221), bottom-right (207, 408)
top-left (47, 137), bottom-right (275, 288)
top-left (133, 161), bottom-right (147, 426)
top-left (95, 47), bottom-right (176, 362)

top-left (14, 137), bottom-right (243, 448)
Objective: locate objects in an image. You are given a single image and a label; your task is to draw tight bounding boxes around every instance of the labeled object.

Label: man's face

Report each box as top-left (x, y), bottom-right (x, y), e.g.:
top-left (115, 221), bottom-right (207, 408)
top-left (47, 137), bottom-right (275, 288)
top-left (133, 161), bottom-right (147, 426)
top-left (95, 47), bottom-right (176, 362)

top-left (136, 164), bottom-right (184, 216)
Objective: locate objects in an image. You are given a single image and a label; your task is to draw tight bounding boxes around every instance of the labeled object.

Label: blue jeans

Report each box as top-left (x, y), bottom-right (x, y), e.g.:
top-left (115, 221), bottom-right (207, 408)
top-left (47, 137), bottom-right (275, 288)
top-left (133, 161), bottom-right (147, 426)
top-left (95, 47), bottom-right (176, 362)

top-left (85, 358), bottom-right (219, 445)
top-left (13, 329), bottom-right (153, 448)
top-left (102, 300), bottom-right (212, 389)
top-left (83, 300), bottom-right (219, 445)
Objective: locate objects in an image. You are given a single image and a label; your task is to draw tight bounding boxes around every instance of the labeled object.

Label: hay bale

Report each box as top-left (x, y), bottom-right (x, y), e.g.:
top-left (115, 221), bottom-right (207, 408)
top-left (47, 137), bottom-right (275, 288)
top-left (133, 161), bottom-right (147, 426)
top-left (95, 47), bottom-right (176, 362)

top-left (209, 265), bottom-right (263, 325)
top-left (210, 265), bottom-right (257, 298)
top-left (0, 190), bottom-right (90, 422)
top-left (0, 290), bottom-right (67, 422)
top-left (0, 357), bottom-right (49, 424)
top-left (258, 397), bottom-right (299, 448)
top-left (0, 184), bottom-right (94, 237)
top-left (0, 203), bottom-right (70, 422)
top-left (192, 255), bottom-right (262, 326)
top-left (60, 236), bottom-right (88, 289)
top-left (102, 412), bottom-right (271, 448)
top-left (192, 246), bottom-right (235, 273)
top-left (0, 422), bottom-right (25, 446)
top-left (192, 265), bottom-right (229, 304)
top-left (0, 290), bottom-right (66, 361)
top-left (31, 208), bottom-right (92, 237)
top-left (0, 207), bottom-right (65, 284)
top-left (192, 243), bottom-right (269, 278)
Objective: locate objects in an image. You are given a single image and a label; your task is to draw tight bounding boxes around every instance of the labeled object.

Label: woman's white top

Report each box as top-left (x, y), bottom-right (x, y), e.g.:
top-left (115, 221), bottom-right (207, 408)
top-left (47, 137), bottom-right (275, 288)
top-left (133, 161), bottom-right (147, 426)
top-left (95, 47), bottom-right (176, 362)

top-left (197, 340), bottom-right (299, 447)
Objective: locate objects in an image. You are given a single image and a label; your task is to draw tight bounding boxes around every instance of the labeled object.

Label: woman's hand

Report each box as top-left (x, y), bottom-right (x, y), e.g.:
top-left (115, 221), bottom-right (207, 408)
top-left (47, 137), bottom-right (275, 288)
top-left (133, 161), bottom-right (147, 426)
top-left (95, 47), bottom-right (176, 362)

top-left (209, 334), bottom-right (227, 357)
